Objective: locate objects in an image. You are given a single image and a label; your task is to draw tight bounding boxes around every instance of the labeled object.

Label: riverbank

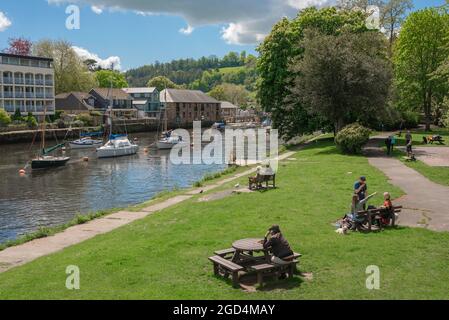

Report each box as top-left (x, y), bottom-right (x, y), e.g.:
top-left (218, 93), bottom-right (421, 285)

top-left (1, 138), bottom-right (448, 299)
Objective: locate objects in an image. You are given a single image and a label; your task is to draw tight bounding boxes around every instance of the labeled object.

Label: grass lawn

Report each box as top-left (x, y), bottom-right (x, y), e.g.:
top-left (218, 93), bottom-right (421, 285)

top-left (1, 140), bottom-right (449, 299)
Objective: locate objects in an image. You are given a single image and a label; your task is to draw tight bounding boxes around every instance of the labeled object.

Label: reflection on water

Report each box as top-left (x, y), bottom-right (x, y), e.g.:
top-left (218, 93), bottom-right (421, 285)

top-left (0, 133), bottom-right (226, 243)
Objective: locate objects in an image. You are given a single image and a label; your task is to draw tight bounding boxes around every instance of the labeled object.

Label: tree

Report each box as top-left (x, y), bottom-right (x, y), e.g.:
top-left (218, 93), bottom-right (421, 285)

top-left (0, 109), bottom-right (11, 127)
top-left (11, 108), bottom-right (24, 122)
top-left (4, 37), bottom-right (32, 56)
top-left (337, 0), bottom-right (381, 11)
top-left (95, 70), bottom-right (128, 88)
top-left (84, 59), bottom-right (99, 72)
top-left (257, 7), bottom-right (368, 139)
top-left (288, 29), bottom-right (392, 133)
top-left (380, 0), bottom-right (414, 53)
top-left (147, 76), bottom-right (178, 91)
top-left (209, 83), bottom-right (251, 107)
top-left (394, 7), bottom-right (449, 130)
top-left (33, 40), bottom-right (98, 94)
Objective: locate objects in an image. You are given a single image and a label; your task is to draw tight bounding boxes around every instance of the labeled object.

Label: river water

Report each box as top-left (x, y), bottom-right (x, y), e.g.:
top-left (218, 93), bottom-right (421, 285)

top-left (0, 132), bottom-right (226, 243)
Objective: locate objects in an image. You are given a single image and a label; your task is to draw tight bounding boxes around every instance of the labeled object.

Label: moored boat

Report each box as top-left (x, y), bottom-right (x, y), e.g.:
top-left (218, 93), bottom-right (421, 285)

top-left (31, 155), bottom-right (71, 169)
top-left (97, 135), bottom-right (139, 158)
top-left (69, 137), bottom-right (103, 149)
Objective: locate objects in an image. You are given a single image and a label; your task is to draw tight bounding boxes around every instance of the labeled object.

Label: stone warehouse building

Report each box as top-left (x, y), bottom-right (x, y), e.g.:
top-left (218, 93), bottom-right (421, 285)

top-left (160, 89), bottom-right (222, 126)
top-left (0, 53), bottom-right (55, 118)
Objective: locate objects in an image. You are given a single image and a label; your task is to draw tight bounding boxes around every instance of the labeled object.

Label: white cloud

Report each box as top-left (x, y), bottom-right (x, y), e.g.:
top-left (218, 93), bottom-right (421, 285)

top-left (72, 46), bottom-right (122, 70)
top-left (179, 25), bottom-right (194, 35)
top-left (91, 5), bottom-right (103, 14)
top-left (0, 11), bottom-right (12, 32)
top-left (48, 0), bottom-right (335, 45)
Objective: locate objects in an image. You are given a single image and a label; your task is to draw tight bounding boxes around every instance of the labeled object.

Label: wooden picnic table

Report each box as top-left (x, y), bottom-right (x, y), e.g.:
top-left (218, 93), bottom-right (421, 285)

top-left (232, 238), bottom-right (270, 264)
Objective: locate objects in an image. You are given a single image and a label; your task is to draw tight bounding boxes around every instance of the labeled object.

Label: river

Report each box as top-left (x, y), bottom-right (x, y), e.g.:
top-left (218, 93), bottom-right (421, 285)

top-left (0, 132), bottom-right (227, 243)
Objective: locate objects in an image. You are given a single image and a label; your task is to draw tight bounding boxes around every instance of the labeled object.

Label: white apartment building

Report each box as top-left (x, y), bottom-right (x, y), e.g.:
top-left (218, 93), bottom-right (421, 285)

top-left (0, 53), bottom-right (55, 118)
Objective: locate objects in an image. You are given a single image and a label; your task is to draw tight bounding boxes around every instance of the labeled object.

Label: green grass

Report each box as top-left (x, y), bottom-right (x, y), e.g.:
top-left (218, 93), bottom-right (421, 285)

top-left (1, 140), bottom-right (449, 299)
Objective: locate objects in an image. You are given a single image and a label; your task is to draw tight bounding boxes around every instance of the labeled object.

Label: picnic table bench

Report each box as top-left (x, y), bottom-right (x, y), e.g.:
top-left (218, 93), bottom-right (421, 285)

top-left (210, 239), bottom-right (302, 288)
top-left (209, 255), bottom-right (244, 288)
top-left (424, 135), bottom-right (445, 145)
top-left (248, 173), bottom-right (276, 190)
top-left (356, 206), bottom-right (402, 232)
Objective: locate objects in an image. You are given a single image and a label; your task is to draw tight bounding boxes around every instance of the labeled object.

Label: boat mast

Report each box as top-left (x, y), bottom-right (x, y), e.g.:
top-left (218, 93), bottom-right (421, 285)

top-left (164, 83), bottom-right (168, 133)
top-left (41, 105), bottom-right (47, 156)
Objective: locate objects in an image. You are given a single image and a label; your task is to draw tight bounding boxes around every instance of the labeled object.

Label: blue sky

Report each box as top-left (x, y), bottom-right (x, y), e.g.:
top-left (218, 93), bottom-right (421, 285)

top-left (0, 0), bottom-right (446, 70)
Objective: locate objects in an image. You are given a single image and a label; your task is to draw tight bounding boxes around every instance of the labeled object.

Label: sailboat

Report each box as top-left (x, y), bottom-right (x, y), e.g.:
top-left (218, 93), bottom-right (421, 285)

top-left (96, 85), bottom-right (138, 158)
top-left (156, 89), bottom-right (185, 150)
top-left (69, 131), bottom-right (104, 149)
top-left (31, 107), bottom-right (70, 170)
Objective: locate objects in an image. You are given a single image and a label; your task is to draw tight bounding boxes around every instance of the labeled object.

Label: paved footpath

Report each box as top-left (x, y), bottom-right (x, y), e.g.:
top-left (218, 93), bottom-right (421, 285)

top-left (364, 136), bottom-right (449, 232)
top-left (0, 151), bottom-right (296, 273)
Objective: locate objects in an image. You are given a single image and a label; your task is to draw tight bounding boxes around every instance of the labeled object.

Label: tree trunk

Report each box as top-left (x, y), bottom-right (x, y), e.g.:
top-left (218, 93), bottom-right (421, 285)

top-left (424, 89), bottom-right (432, 131)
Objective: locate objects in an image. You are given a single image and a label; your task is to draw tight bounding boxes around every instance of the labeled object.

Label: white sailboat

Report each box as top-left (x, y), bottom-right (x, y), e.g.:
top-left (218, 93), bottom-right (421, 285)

top-left (156, 89), bottom-right (185, 150)
top-left (69, 137), bottom-right (103, 149)
top-left (96, 81), bottom-right (138, 158)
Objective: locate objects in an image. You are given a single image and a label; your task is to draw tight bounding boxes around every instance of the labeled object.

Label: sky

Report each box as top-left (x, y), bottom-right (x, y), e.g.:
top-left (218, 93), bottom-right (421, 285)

top-left (0, 0), bottom-right (446, 71)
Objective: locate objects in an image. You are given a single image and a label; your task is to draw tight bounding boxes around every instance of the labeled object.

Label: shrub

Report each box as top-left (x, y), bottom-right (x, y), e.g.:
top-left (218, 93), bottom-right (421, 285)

top-left (11, 108), bottom-right (24, 122)
top-left (26, 112), bottom-right (38, 129)
top-left (335, 123), bottom-right (371, 154)
top-left (75, 113), bottom-right (93, 126)
top-left (0, 109), bottom-right (12, 127)
top-left (71, 120), bottom-right (85, 128)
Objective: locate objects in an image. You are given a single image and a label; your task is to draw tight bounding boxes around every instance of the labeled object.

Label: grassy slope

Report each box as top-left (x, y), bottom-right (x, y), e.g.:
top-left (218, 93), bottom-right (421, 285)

top-left (0, 140), bottom-right (448, 300)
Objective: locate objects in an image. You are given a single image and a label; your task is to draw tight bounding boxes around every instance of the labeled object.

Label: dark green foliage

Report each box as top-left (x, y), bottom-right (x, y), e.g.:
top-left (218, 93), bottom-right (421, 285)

top-left (335, 123), bottom-right (371, 154)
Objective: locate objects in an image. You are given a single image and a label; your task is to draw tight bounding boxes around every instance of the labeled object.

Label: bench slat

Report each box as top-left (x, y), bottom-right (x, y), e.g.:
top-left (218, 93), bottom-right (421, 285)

top-left (214, 248), bottom-right (236, 256)
top-left (209, 256), bottom-right (243, 271)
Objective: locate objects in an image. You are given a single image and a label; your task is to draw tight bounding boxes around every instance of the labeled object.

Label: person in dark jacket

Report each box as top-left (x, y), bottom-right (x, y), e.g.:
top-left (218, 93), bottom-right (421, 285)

top-left (262, 225), bottom-right (294, 265)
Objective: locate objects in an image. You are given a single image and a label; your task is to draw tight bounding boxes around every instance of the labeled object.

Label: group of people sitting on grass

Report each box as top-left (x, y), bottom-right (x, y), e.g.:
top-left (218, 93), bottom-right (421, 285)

top-left (336, 176), bottom-right (396, 233)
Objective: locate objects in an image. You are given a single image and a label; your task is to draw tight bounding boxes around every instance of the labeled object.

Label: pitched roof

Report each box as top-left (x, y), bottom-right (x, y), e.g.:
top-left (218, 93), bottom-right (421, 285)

top-left (91, 88), bottom-right (132, 100)
top-left (160, 89), bottom-right (219, 103)
top-left (220, 101), bottom-right (239, 109)
top-left (55, 92), bottom-right (93, 101)
top-left (123, 87), bottom-right (157, 94)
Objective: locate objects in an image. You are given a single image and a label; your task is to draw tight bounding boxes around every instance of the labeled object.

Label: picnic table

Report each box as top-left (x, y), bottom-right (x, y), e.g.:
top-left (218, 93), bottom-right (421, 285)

top-left (248, 172), bottom-right (276, 190)
top-left (209, 238), bottom-right (301, 287)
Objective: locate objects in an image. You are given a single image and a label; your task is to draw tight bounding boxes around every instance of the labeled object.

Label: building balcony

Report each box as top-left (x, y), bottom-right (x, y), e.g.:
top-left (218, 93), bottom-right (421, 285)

top-left (15, 92), bottom-right (25, 98)
top-left (4, 105), bottom-right (15, 112)
top-left (45, 94), bottom-right (54, 99)
top-left (26, 93), bottom-right (35, 98)
top-left (35, 93), bottom-right (45, 98)
top-left (45, 81), bottom-right (54, 86)
top-left (15, 79), bottom-right (25, 85)
top-left (35, 80), bottom-right (44, 85)
top-left (2, 78), bottom-right (13, 84)
top-left (3, 92), bottom-right (13, 98)
top-left (25, 79), bottom-right (34, 85)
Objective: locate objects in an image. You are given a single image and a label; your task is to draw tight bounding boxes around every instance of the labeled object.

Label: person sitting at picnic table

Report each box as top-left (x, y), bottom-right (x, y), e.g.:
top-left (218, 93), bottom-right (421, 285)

top-left (259, 163), bottom-right (274, 175)
top-left (379, 192), bottom-right (394, 226)
top-left (259, 225), bottom-right (294, 266)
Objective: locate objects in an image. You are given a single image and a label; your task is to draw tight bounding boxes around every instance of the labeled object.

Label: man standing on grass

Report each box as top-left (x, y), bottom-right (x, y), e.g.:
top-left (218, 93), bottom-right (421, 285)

top-left (354, 176), bottom-right (368, 209)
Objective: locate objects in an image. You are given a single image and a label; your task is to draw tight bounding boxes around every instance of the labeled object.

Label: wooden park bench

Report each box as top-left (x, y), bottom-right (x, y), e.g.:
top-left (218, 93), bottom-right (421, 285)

top-left (209, 255), bottom-right (244, 288)
top-left (251, 259), bottom-right (299, 287)
top-left (214, 248), bottom-right (236, 259)
top-left (248, 174), bottom-right (276, 190)
top-left (356, 206), bottom-right (402, 232)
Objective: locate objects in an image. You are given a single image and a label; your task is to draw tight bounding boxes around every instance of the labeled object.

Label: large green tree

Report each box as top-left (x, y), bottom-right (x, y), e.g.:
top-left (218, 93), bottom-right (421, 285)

top-left (208, 83), bottom-right (251, 107)
top-left (33, 40), bottom-right (98, 95)
top-left (394, 7), bottom-right (449, 130)
top-left (95, 70), bottom-right (128, 88)
top-left (257, 7), bottom-right (368, 139)
top-left (147, 76), bottom-right (179, 92)
top-left (288, 29), bottom-right (392, 133)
